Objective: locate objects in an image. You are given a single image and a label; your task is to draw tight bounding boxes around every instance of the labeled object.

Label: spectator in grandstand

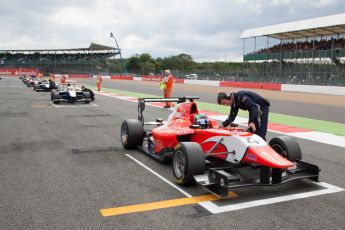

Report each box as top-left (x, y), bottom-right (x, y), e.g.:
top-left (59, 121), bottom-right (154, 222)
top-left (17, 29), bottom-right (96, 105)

top-left (161, 69), bottom-right (174, 108)
top-left (96, 74), bottom-right (102, 91)
top-left (217, 91), bottom-right (270, 141)
top-left (81, 86), bottom-right (95, 101)
top-left (252, 37), bottom-right (345, 55)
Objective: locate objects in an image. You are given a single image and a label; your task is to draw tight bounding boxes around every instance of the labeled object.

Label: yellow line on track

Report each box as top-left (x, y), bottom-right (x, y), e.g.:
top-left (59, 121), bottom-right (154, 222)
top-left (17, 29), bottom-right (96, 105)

top-left (100, 192), bottom-right (238, 217)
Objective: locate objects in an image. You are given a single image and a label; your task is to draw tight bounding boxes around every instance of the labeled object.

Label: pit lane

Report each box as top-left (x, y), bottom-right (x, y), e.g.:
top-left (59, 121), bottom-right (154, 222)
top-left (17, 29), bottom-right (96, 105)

top-left (1, 76), bottom-right (345, 230)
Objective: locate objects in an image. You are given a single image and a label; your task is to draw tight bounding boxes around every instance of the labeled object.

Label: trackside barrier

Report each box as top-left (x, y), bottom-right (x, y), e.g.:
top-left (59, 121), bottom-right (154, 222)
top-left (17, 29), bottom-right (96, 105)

top-left (0, 68), bottom-right (38, 76)
top-left (185, 79), bottom-right (220, 86)
top-left (111, 76), bottom-right (133, 80)
top-left (142, 75), bottom-right (162, 81)
top-left (142, 75), bottom-right (184, 83)
top-left (282, 84), bottom-right (345, 96)
top-left (220, 81), bottom-right (282, 91)
top-left (174, 79), bottom-right (184, 83)
top-left (9, 69), bottom-right (341, 95)
top-left (68, 74), bottom-right (89, 78)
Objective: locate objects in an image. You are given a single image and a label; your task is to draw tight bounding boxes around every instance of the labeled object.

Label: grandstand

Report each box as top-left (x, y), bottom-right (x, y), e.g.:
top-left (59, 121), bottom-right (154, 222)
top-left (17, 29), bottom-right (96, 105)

top-left (240, 13), bottom-right (345, 86)
top-left (0, 43), bottom-right (122, 75)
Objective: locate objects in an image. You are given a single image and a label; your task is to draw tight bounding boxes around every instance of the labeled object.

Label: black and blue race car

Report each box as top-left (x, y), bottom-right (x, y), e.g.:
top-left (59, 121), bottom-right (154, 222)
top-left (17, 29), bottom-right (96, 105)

top-left (51, 83), bottom-right (92, 104)
top-left (33, 80), bottom-right (51, 92)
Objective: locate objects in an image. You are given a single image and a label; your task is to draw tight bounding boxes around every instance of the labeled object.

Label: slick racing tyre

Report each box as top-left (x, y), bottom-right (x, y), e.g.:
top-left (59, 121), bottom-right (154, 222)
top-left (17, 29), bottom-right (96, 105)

top-left (52, 91), bottom-right (60, 104)
top-left (83, 92), bottom-right (91, 104)
top-left (269, 136), bottom-right (302, 162)
top-left (121, 119), bottom-right (144, 149)
top-left (172, 142), bottom-right (205, 185)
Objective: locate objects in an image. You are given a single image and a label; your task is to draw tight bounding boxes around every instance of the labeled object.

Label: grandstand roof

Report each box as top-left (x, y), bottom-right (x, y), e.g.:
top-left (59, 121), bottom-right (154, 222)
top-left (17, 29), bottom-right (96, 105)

top-left (240, 13), bottom-right (345, 40)
top-left (85, 43), bottom-right (116, 51)
top-left (0, 43), bottom-right (116, 52)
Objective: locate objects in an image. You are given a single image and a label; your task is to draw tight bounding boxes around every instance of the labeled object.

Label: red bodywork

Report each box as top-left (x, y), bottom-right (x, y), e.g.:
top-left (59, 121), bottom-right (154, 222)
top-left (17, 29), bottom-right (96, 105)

top-left (151, 102), bottom-right (293, 169)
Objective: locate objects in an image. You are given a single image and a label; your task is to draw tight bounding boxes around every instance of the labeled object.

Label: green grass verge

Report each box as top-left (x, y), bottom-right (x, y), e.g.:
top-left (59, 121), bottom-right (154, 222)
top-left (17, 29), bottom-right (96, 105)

top-left (86, 85), bottom-right (345, 136)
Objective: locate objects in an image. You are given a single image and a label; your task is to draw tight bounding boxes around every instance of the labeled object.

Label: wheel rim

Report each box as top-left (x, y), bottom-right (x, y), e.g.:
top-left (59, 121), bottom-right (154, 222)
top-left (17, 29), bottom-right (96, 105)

top-left (121, 125), bottom-right (128, 145)
top-left (271, 143), bottom-right (288, 159)
top-left (174, 150), bottom-right (185, 178)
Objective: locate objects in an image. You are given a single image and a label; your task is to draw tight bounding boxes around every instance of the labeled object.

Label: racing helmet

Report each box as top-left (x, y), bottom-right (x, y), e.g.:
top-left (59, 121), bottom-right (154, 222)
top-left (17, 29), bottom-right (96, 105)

top-left (194, 114), bottom-right (209, 129)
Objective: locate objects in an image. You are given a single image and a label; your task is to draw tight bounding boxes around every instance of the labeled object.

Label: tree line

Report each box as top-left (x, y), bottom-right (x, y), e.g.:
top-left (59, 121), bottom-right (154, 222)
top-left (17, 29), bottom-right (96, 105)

top-left (108, 53), bottom-right (242, 76)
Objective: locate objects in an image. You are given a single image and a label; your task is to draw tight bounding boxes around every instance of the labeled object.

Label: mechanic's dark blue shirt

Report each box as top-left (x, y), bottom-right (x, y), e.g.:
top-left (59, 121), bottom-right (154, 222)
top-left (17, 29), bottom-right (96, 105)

top-left (226, 91), bottom-right (270, 124)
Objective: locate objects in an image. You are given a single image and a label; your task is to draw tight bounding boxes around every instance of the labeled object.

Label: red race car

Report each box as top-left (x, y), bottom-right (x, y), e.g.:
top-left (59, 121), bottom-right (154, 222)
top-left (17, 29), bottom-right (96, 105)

top-left (121, 96), bottom-right (320, 197)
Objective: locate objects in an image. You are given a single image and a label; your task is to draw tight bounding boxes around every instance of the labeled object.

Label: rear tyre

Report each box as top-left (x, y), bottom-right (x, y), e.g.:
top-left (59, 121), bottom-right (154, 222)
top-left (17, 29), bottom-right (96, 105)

top-left (172, 142), bottom-right (205, 185)
top-left (269, 136), bottom-right (302, 162)
top-left (121, 119), bottom-right (144, 149)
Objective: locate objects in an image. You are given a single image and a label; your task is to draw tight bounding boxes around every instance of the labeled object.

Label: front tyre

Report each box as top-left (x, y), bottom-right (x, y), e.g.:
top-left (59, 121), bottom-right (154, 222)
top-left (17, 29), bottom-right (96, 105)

top-left (121, 119), bottom-right (144, 149)
top-left (172, 142), bottom-right (205, 185)
top-left (269, 136), bottom-right (302, 162)
top-left (52, 91), bottom-right (60, 104)
top-left (83, 92), bottom-right (91, 104)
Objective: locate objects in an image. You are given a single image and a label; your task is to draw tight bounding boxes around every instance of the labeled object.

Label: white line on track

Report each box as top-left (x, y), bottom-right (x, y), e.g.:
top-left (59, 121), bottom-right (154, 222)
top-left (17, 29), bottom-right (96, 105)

top-left (199, 182), bottom-right (344, 214)
top-left (125, 154), bottom-right (192, 198)
top-left (126, 154), bottom-right (344, 215)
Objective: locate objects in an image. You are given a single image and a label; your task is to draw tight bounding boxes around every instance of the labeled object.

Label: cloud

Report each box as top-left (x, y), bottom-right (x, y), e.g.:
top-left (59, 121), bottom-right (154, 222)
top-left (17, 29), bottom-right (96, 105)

top-left (270, 0), bottom-right (291, 6)
top-left (311, 0), bottom-right (337, 8)
top-left (0, 0), bottom-right (343, 62)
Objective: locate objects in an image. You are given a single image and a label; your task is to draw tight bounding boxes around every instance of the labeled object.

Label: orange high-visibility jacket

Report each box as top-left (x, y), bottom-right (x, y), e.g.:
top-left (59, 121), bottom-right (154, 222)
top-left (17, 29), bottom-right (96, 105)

top-left (97, 75), bottom-right (103, 83)
top-left (165, 75), bottom-right (174, 90)
top-left (61, 75), bottom-right (66, 84)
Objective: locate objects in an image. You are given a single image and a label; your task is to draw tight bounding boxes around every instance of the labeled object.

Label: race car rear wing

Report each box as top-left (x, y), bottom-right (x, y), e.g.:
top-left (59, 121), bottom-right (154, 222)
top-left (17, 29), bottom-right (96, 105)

top-left (138, 96), bottom-right (199, 124)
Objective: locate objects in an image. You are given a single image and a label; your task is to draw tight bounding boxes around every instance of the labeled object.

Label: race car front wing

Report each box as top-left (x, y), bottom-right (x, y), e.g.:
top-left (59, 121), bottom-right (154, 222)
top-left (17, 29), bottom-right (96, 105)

top-left (194, 160), bottom-right (320, 197)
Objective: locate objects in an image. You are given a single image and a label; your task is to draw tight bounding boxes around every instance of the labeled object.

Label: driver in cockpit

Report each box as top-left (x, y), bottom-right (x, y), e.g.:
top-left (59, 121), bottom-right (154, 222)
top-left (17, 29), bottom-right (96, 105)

top-left (194, 114), bottom-right (210, 129)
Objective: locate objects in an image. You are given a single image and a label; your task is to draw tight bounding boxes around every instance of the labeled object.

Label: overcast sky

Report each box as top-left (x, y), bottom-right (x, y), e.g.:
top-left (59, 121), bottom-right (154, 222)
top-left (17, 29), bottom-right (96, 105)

top-left (0, 0), bottom-right (344, 61)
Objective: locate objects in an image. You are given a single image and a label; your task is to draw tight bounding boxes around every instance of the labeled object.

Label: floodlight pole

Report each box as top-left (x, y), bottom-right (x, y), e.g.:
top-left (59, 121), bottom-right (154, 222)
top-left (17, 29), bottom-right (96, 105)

top-left (110, 32), bottom-right (128, 74)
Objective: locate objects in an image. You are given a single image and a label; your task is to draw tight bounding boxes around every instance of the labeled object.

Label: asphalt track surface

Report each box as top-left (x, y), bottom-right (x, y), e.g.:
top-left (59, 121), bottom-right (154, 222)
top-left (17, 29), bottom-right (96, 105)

top-left (1, 76), bottom-right (345, 230)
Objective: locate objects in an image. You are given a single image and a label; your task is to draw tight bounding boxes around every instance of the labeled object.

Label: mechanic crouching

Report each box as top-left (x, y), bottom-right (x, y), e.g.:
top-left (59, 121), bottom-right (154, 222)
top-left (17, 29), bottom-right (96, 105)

top-left (217, 91), bottom-right (270, 141)
top-left (81, 86), bottom-right (95, 101)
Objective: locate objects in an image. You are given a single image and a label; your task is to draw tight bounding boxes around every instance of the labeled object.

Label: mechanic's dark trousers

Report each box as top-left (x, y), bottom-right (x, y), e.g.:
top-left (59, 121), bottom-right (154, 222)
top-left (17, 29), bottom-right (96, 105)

top-left (251, 106), bottom-right (269, 141)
